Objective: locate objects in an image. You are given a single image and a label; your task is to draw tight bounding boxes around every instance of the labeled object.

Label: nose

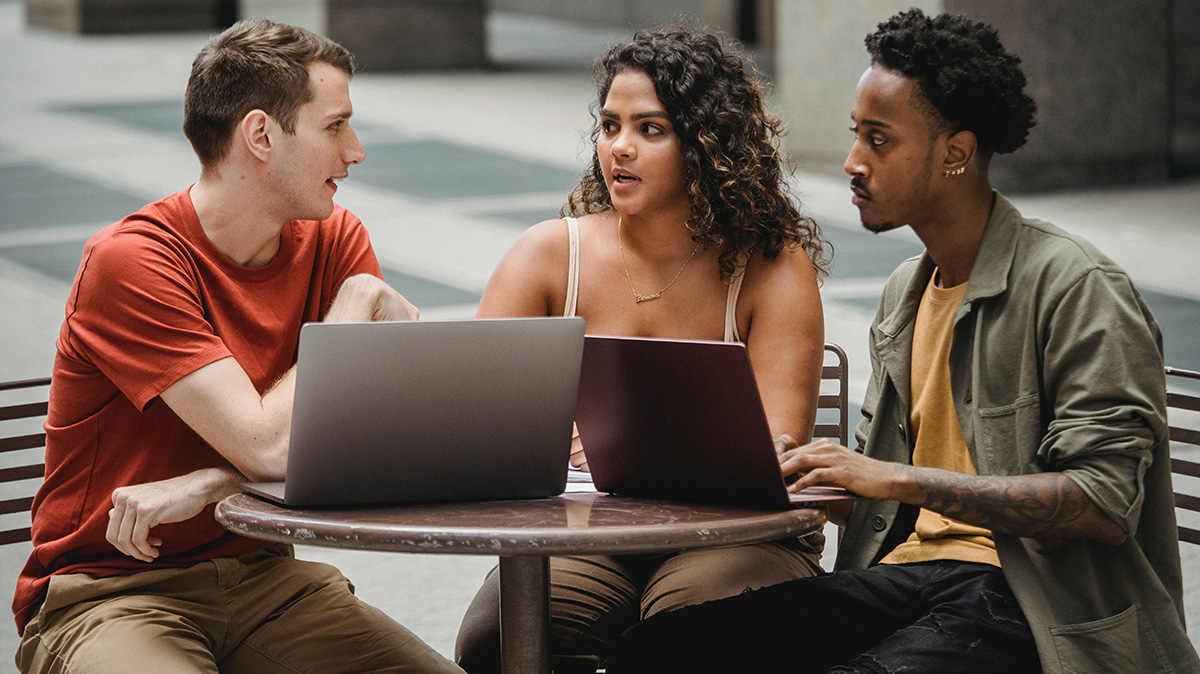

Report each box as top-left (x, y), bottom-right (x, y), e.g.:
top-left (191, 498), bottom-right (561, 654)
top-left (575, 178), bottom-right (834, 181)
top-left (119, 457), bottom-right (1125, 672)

top-left (610, 129), bottom-right (634, 160)
top-left (345, 124), bottom-right (365, 165)
top-left (844, 139), bottom-right (866, 178)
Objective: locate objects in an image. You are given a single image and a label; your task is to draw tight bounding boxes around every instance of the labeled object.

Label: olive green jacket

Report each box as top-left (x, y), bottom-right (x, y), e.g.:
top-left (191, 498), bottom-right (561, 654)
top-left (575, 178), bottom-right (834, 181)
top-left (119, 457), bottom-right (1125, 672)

top-left (837, 193), bottom-right (1199, 673)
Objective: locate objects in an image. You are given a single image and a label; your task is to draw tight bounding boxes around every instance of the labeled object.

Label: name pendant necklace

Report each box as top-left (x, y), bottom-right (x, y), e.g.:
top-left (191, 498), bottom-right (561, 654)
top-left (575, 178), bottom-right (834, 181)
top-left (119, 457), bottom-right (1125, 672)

top-left (617, 216), bottom-right (701, 303)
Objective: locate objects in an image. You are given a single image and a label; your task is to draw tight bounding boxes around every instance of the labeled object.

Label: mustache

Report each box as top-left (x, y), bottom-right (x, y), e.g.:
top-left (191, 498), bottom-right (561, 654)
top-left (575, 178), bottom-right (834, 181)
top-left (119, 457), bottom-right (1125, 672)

top-left (850, 178), bottom-right (871, 199)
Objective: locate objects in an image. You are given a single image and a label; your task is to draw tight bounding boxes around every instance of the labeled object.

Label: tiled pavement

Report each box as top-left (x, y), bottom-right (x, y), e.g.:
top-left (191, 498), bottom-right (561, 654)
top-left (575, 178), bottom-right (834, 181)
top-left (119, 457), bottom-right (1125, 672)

top-left (2, 0), bottom-right (1199, 667)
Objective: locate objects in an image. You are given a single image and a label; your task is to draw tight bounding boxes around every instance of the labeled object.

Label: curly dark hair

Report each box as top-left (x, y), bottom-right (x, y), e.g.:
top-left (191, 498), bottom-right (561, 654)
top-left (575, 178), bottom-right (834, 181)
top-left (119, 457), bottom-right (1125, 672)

top-left (865, 9), bottom-right (1036, 156)
top-left (563, 26), bottom-right (829, 282)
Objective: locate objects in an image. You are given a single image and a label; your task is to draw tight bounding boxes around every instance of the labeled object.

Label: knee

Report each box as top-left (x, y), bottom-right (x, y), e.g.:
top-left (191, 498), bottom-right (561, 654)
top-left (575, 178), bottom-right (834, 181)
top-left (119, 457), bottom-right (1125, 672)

top-left (455, 568), bottom-right (501, 674)
top-left (644, 544), bottom-right (820, 616)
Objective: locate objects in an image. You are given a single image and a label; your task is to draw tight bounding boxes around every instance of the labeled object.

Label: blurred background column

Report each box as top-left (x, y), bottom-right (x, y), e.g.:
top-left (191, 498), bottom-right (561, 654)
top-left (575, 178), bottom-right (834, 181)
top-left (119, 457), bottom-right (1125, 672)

top-left (24, 0), bottom-right (235, 32)
top-left (23, 0), bottom-right (486, 70)
top-left (774, 0), bottom-right (933, 171)
top-left (950, 0), bottom-right (1171, 191)
top-left (240, 0), bottom-right (486, 70)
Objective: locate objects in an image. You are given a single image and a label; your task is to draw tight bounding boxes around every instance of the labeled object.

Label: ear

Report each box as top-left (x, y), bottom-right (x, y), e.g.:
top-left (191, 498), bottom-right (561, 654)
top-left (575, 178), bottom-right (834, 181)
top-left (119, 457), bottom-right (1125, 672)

top-left (238, 109), bottom-right (274, 162)
top-left (941, 129), bottom-right (977, 175)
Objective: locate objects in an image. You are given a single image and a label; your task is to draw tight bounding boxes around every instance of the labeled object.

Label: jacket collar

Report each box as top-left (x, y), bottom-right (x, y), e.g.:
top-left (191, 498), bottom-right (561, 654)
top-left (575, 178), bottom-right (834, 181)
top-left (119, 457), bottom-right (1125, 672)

top-left (961, 191), bottom-right (1023, 306)
top-left (870, 191), bottom-right (1024, 422)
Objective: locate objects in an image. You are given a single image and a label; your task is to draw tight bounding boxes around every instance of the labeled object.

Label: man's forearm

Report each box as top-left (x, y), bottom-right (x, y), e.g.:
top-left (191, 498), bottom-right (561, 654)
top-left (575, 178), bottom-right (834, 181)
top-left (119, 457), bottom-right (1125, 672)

top-left (107, 464), bottom-right (250, 561)
top-left (895, 466), bottom-right (1127, 545)
top-left (182, 465), bottom-right (249, 504)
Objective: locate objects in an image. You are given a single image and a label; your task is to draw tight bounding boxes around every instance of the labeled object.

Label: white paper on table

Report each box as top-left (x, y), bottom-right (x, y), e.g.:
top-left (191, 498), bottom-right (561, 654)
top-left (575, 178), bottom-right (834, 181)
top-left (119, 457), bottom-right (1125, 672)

top-left (565, 466), bottom-right (599, 493)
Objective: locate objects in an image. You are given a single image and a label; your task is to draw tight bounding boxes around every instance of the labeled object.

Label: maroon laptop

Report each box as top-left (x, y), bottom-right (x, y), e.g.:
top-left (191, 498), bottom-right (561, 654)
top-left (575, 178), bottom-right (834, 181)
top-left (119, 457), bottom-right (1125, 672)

top-left (575, 335), bottom-right (859, 510)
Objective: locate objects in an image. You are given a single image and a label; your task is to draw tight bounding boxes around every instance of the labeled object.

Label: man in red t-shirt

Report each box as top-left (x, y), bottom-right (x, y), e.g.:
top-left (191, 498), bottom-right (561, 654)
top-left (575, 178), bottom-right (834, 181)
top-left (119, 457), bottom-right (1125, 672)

top-left (14, 18), bottom-right (463, 674)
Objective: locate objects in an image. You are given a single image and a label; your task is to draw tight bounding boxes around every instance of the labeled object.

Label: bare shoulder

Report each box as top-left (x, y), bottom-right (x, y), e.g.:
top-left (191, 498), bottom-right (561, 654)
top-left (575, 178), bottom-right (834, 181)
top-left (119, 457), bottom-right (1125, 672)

top-left (509, 212), bottom-right (613, 261)
top-left (737, 242), bottom-right (824, 340)
top-left (508, 217), bottom-right (571, 259)
top-left (742, 242), bottom-right (821, 295)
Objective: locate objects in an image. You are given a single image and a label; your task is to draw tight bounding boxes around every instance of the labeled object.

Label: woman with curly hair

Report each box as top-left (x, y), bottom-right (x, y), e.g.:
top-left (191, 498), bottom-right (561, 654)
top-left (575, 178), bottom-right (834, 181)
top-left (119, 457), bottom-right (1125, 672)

top-left (454, 25), bottom-right (831, 673)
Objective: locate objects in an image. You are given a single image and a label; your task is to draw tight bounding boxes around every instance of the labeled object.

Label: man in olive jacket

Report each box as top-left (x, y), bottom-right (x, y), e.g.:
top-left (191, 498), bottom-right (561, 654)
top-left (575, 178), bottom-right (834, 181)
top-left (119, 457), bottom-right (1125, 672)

top-left (606, 9), bottom-right (1199, 674)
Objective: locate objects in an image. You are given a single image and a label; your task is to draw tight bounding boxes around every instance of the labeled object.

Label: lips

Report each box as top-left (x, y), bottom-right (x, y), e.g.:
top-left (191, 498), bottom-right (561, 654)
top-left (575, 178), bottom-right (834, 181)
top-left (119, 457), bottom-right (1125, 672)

top-left (612, 167), bottom-right (641, 187)
top-left (850, 178), bottom-right (871, 206)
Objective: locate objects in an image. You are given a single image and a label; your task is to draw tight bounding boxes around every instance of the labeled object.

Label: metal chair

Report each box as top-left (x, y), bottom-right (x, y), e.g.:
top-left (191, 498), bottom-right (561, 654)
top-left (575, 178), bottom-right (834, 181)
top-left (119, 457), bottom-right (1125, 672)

top-left (0, 377), bottom-right (51, 546)
top-left (815, 343), bottom-right (850, 446)
top-left (1167, 366), bottom-right (1200, 545)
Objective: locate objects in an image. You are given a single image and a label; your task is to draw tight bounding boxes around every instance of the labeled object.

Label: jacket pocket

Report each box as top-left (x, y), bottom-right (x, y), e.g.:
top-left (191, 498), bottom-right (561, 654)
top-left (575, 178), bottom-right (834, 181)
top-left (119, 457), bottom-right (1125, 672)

top-left (1049, 604), bottom-right (1169, 674)
top-left (974, 393), bottom-right (1041, 474)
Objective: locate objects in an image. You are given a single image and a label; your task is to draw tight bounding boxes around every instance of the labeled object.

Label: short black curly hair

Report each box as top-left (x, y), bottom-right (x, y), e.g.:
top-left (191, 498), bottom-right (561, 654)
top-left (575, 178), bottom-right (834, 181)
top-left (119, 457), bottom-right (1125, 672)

top-left (865, 8), bottom-right (1036, 156)
top-left (564, 25), bottom-right (830, 282)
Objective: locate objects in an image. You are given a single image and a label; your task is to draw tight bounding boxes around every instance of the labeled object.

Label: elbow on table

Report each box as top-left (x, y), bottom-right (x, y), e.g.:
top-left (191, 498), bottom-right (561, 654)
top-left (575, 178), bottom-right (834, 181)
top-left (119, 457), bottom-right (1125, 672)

top-left (229, 443), bottom-right (288, 483)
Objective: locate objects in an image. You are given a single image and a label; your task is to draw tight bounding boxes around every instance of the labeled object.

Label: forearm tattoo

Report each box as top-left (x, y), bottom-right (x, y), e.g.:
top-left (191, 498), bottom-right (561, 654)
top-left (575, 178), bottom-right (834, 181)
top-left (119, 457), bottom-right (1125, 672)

top-left (905, 467), bottom-right (1116, 541)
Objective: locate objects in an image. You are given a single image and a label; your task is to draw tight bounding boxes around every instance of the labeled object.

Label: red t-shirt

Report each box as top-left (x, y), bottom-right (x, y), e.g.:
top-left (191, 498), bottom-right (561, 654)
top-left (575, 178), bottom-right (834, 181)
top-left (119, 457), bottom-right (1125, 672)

top-left (13, 188), bottom-right (382, 632)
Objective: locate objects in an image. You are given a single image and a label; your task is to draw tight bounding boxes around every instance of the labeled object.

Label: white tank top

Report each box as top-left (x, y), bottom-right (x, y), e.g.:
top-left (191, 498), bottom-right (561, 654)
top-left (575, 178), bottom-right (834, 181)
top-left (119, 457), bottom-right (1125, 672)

top-left (562, 216), bottom-right (745, 342)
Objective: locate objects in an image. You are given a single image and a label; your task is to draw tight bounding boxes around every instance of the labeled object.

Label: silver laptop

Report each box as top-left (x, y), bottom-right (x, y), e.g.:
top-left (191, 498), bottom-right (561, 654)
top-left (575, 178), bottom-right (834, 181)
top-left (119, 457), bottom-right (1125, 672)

top-left (244, 317), bottom-right (586, 507)
top-left (575, 335), bottom-right (858, 510)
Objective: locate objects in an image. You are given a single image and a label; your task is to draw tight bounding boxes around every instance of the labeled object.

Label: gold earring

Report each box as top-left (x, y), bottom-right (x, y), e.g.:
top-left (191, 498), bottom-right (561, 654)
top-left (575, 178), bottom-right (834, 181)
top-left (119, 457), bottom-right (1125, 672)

top-left (944, 166), bottom-right (965, 177)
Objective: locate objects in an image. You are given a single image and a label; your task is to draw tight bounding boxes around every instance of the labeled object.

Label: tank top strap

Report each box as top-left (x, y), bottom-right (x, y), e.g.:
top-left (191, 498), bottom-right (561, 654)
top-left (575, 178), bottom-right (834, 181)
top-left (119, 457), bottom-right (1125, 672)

top-left (566, 217), bottom-right (742, 340)
top-left (724, 259), bottom-right (747, 343)
top-left (563, 217), bottom-right (580, 318)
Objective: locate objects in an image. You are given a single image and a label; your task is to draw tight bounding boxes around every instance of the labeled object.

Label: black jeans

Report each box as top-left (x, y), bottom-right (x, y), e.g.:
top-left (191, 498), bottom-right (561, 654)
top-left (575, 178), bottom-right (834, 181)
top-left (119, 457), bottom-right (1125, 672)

top-left (605, 561), bottom-right (1041, 674)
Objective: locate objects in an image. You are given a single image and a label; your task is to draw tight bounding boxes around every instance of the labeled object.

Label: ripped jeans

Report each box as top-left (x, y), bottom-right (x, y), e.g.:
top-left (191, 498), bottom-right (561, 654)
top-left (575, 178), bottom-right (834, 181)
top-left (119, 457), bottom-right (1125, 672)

top-left (606, 560), bottom-right (1042, 674)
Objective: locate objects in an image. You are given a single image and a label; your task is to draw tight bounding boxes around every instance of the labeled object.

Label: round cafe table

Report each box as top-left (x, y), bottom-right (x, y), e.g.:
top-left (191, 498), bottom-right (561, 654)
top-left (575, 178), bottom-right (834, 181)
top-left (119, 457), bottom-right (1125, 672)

top-left (216, 491), bottom-right (825, 674)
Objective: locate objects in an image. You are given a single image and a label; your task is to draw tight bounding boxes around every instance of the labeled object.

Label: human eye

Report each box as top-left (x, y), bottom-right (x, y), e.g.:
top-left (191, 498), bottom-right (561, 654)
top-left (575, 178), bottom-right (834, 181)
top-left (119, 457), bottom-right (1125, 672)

top-left (850, 125), bottom-right (885, 147)
top-left (328, 120), bottom-right (344, 132)
top-left (600, 120), bottom-right (617, 135)
top-left (642, 122), bottom-right (663, 136)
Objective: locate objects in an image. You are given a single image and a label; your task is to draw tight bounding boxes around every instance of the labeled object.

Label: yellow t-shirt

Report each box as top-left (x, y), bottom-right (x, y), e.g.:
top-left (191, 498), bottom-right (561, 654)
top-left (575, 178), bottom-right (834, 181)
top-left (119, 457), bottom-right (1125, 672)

top-left (880, 272), bottom-right (1000, 567)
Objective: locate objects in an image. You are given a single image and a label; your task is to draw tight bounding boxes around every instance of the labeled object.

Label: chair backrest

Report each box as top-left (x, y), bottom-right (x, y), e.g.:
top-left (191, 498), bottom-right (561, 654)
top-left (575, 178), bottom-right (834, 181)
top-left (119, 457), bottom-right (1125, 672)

top-left (0, 377), bottom-right (50, 546)
top-left (814, 343), bottom-right (849, 447)
top-left (1167, 366), bottom-right (1200, 546)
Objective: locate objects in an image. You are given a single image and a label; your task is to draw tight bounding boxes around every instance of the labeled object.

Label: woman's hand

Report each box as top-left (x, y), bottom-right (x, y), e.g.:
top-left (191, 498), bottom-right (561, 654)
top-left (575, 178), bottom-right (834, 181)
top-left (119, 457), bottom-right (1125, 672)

top-left (569, 423), bottom-right (589, 471)
top-left (773, 433), bottom-right (799, 458)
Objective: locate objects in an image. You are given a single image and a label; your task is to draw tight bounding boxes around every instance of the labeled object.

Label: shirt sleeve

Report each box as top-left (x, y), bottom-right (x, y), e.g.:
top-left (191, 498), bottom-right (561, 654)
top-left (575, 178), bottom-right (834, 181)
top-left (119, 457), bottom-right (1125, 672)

top-left (316, 208), bottom-right (384, 320)
top-left (1039, 266), bottom-right (1167, 535)
top-left (61, 226), bottom-right (230, 411)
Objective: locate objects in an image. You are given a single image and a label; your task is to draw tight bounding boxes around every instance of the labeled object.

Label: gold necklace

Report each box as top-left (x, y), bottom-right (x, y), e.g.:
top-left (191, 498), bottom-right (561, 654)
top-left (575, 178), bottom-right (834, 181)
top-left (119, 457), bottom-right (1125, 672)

top-left (617, 216), bottom-right (700, 303)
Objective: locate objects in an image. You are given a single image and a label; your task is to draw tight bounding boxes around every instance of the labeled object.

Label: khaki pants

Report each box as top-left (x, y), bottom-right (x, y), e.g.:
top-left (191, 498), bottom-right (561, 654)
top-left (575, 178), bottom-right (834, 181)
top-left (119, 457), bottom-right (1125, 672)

top-left (17, 545), bottom-right (463, 674)
top-left (455, 535), bottom-right (824, 674)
